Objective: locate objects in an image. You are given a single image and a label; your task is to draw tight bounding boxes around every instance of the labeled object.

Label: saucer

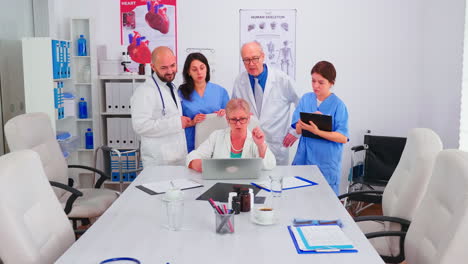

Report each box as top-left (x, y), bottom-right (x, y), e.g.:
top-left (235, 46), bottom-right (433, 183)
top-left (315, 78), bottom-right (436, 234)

top-left (252, 216), bottom-right (276, 226)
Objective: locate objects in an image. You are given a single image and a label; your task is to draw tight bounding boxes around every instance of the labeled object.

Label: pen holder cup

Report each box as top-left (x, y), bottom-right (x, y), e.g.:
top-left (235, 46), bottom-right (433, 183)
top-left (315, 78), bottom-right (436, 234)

top-left (215, 210), bottom-right (235, 234)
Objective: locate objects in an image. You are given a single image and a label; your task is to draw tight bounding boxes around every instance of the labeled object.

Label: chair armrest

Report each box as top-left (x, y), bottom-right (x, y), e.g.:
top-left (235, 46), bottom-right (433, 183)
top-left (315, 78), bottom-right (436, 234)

top-left (365, 230), bottom-right (407, 263)
top-left (49, 181), bottom-right (83, 215)
top-left (351, 144), bottom-right (367, 152)
top-left (366, 230), bottom-right (407, 239)
top-left (338, 190), bottom-right (384, 199)
top-left (354, 215), bottom-right (411, 228)
top-left (68, 164), bottom-right (110, 189)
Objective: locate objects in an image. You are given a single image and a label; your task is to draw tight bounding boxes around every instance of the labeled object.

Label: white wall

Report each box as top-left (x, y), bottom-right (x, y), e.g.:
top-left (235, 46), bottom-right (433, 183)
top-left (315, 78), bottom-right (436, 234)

top-left (55, 0), bottom-right (465, 193)
top-left (421, 0), bottom-right (465, 149)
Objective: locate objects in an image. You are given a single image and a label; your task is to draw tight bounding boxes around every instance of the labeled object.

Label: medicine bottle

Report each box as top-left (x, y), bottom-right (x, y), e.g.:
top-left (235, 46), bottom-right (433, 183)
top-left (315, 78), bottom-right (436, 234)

top-left (77, 35), bottom-right (87, 56)
top-left (232, 196), bottom-right (240, 214)
top-left (78, 98), bottom-right (88, 119)
top-left (85, 128), bottom-right (94, 149)
top-left (138, 64), bottom-right (145, 75)
top-left (240, 188), bottom-right (251, 212)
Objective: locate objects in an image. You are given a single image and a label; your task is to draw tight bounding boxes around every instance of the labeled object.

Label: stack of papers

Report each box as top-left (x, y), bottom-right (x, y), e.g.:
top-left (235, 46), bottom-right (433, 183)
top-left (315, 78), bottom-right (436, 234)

top-left (288, 225), bottom-right (358, 254)
top-left (251, 176), bottom-right (317, 192)
top-left (136, 179), bottom-right (203, 195)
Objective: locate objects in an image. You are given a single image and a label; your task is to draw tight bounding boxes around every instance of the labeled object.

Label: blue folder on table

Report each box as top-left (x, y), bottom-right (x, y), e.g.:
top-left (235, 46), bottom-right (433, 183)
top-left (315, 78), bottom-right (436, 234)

top-left (251, 176), bottom-right (317, 192)
top-left (287, 224), bottom-right (358, 254)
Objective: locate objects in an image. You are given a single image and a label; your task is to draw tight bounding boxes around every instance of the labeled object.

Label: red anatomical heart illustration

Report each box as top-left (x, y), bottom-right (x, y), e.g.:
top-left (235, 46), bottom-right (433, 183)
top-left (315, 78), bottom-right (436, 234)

top-left (127, 31), bottom-right (151, 64)
top-left (145, 1), bottom-right (170, 34)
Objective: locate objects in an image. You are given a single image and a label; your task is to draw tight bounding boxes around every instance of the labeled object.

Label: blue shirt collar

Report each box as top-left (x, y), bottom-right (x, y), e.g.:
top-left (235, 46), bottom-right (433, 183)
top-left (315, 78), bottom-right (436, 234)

top-left (248, 64), bottom-right (268, 91)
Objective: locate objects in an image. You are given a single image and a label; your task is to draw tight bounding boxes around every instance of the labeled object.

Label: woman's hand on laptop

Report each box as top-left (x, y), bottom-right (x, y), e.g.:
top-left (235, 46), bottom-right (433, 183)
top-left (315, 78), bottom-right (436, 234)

top-left (188, 159), bottom-right (203, 172)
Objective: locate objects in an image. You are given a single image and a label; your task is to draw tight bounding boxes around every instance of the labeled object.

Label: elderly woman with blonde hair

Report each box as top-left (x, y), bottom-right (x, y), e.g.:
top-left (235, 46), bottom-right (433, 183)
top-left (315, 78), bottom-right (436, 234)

top-left (187, 98), bottom-right (276, 172)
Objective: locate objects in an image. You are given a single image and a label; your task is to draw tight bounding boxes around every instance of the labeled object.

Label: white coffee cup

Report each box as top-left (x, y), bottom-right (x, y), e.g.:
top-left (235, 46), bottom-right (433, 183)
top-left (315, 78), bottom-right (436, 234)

top-left (255, 207), bottom-right (275, 224)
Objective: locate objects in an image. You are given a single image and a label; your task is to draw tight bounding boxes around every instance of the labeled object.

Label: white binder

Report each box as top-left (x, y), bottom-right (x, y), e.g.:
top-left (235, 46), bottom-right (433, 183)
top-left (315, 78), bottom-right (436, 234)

top-left (117, 83), bottom-right (130, 114)
top-left (120, 117), bottom-right (129, 149)
top-left (107, 118), bottom-right (121, 148)
top-left (105, 82), bottom-right (114, 113)
top-left (121, 83), bottom-right (133, 114)
top-left (112, 83), bottom-right (121, 113)
top-left (126, 118), bottom-right (136, 149)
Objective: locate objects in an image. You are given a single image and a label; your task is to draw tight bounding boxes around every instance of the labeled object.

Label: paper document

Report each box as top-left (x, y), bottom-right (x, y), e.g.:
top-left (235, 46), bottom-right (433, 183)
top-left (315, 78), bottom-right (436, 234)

top-left (137, 179), bottom-right (202, 195)
top-left (289, 225), bottom-right (357, 253)
top-left (252, 176), bottom-right (317, 191)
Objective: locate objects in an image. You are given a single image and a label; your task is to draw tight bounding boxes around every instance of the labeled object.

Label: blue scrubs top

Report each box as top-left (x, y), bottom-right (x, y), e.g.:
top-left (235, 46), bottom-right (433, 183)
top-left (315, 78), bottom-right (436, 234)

top-left (291, 93), bottom-right (349, 195)
top-left (179, 82), bottom-right (229, 152)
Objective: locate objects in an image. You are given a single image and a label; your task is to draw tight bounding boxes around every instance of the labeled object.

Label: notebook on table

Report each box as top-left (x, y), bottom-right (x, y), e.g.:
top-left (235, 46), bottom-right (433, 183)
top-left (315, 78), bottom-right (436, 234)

top-left (202, 158), bottom-right (262, 180)
top-left (299, 112), bottom-right (332, 140)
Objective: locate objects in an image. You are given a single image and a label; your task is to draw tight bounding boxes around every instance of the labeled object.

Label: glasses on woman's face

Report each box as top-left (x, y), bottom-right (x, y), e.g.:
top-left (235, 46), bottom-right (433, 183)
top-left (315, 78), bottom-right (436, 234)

top-left (228, 117), bottom-right (249, 124)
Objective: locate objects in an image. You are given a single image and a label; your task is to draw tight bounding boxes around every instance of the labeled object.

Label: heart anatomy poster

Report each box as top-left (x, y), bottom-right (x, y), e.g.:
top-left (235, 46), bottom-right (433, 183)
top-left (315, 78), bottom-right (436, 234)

top-left (240, 9), bottom-right (296, 80)
top-left (120, 0), bottom-right (177, 72)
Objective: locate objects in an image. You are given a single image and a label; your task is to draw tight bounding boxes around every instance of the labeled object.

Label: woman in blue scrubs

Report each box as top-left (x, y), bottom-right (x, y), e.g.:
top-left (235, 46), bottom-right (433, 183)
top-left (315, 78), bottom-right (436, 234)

top-left (179, 53), bottom-right (230, 152)
top-left (291, 61), bottom-right (349, 195)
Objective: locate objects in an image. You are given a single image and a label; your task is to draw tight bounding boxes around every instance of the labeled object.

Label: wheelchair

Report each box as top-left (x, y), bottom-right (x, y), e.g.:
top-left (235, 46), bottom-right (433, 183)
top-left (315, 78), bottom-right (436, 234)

top-left (342, 134), bottom-right (406, 215)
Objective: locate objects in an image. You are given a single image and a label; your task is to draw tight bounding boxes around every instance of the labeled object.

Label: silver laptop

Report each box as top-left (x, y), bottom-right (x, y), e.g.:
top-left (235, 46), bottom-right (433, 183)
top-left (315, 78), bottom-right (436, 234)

top-left (202, 158), bottom-right (263, 180)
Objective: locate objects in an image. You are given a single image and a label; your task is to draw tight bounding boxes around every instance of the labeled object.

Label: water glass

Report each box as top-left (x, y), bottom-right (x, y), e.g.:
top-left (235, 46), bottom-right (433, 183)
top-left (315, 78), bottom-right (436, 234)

top-left (269, 174), bottom-right (283, 197)
top-left (163, 198), bottom-right (184, 231)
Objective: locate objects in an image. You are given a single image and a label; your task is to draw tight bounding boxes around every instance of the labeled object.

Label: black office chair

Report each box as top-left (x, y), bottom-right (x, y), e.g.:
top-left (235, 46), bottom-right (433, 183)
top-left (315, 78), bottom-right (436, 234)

top-left (341, 134), bottom-right (406, 215)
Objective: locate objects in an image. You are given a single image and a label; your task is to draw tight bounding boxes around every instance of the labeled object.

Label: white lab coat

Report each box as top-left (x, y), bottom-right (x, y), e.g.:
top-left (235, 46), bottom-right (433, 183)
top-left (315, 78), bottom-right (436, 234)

top-left (232, 67), bottom-right (299, 165)
top-left (186, 128), bottom-right (276, 170)
top-left (130, 74), bottom-right (187, 166)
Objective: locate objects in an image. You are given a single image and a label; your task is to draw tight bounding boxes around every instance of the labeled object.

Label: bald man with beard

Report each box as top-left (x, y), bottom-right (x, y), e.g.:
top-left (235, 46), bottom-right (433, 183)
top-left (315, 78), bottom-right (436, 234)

top-left (131, 46), bottom-right (191, 166)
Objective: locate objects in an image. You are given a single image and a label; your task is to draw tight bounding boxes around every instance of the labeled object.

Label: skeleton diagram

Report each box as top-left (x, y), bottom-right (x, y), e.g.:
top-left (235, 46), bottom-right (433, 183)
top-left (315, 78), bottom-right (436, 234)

top-left (278, 40), bottom-right (293, 75)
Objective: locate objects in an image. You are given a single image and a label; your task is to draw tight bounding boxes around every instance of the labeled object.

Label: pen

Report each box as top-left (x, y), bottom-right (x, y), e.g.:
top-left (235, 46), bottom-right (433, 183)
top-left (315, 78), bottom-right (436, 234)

top-left (223, 204), bottom-right (234, 232)
top-left (208, 198), bottom-right (224, 215)
top-left (293, 218), bottom-right (342, 227)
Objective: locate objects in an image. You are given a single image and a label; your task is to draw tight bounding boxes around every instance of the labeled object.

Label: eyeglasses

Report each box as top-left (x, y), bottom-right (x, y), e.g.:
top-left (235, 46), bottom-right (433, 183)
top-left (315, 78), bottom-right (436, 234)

top-left (242, 57), bottom-right (261, 65)
top-left (228, 117), bottom-right (249, 124)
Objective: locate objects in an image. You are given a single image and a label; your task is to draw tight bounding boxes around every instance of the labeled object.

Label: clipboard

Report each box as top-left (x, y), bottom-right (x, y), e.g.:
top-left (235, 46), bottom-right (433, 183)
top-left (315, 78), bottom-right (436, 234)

top-left (196, 182), bottom-right (261, 202)
top-left (287, 225), bottom-right (358, 254)
top-left (251, 176), bottom-right (318, 192)
top-left (135, 179), bottom-right (203, 195)
top-left (299, 112), bottom-right (332, 140)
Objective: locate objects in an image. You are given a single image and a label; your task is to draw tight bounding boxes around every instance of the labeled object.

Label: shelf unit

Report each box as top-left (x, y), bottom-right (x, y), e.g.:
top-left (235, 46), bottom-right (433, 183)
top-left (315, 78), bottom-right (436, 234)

top-left (22, 38), bottom-right (68, 131)
top-left (98, 75), bottom-right (147, 190)
top-left (67, 18), bottom-right (100, 187)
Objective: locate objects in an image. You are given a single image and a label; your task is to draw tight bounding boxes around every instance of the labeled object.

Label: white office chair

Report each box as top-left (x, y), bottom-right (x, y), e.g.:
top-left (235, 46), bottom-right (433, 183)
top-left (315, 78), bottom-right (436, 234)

top-left (4, 112), bottom-right (118, 228)
top-left (367, 149), bottom-right (468, 264)
top-left (340, 128), bottom-right (443, 263)
top-left (194, 113), bottom-right (260, 149)
top-left (0, 150), bottom-right (75, 264)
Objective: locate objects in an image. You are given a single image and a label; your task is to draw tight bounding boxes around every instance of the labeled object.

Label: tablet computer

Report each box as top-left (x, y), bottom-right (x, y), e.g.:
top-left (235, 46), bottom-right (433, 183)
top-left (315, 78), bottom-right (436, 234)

top-left (299, 112), bottom-right (332, 140)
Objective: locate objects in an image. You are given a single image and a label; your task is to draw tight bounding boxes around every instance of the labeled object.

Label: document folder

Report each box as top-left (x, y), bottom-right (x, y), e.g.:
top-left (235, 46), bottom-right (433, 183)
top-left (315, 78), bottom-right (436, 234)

top-left (287, 224), bottom-right (358, 254)
top-left (299, 112), bottom-right (332, 140)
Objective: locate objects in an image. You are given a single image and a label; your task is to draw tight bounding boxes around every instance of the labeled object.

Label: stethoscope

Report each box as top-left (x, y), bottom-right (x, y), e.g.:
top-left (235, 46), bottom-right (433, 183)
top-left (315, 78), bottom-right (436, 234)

top-left (152, 74), bottom-right (167, 116)
top-left (99, 257), bottom-right (141, 263)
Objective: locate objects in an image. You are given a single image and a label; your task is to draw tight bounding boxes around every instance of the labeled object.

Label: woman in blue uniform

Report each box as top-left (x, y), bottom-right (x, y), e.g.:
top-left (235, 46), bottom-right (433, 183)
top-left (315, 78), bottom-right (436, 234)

top-left (179, 52), bottom-right (230, 152)
top-left (291, 61), bottom-right (349, 195)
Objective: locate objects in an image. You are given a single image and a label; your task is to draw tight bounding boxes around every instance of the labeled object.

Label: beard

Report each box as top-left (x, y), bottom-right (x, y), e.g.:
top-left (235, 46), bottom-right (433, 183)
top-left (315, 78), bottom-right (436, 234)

top-left (155, 71), bottom-right (176, 83)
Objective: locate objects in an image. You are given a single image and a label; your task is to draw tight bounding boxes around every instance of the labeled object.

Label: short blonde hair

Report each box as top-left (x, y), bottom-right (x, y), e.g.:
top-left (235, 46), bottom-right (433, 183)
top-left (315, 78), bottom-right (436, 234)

top-left (225, 98), bottom-right (250, 116)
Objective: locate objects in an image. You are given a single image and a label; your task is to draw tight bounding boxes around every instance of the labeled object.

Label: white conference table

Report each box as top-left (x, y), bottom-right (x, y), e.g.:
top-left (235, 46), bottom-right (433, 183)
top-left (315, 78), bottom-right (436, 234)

top-left (56, 165), bottom-right (384, 264)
